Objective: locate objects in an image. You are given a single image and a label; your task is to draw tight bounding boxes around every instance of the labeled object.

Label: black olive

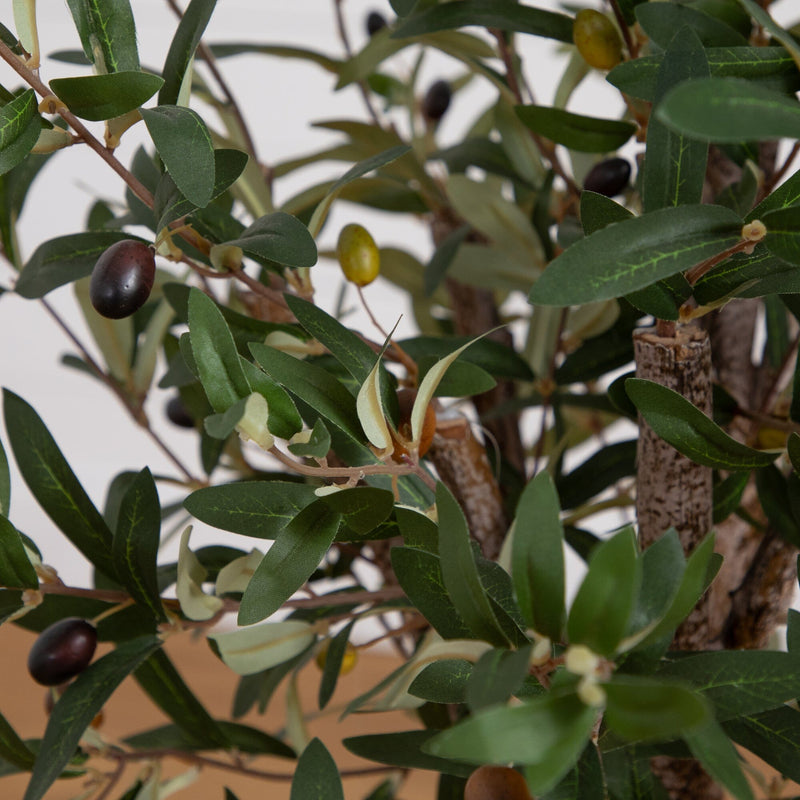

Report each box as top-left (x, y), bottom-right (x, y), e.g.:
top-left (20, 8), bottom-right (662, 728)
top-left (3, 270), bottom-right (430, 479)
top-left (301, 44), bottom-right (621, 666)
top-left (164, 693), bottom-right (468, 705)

top-left (366, 11), bottom-right (386, 36)
top-left (583, 157), bottom-right (631, 197)
top-left (28, 618), bottom-right (98, 686)
top-left (89, 239), bottom-right (155, 319)
top-left (166, 395), bottom-right (195, 428)
top-left (422, 79), bottom-right (452, 122)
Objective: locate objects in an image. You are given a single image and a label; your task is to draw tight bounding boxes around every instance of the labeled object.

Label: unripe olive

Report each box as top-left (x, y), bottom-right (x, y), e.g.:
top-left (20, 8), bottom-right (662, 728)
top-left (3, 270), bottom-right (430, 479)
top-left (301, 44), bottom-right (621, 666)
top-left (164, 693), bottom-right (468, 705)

top-left (366, 10), bottom-right (387, 36)
top-left (336, 223), bottom-right (380, 287)
top-left (391, 388), bottom-right (436, 463)
top-left (28, 618), bottom-right (98, 686)
top-left (315, 641), bottom-right (358, 675)
top-left (465, 765), bottom-right (533, 800)
top-left (165, 395), bottom-right (195, 429)
top-left (89, 239), bottom-right (155, 319)
top-left (573, 9), bottom-right (623, 70)
top-left (583, 157), bottom-right (631, 197)
top-left (422, 79), bottom-right (451, 122)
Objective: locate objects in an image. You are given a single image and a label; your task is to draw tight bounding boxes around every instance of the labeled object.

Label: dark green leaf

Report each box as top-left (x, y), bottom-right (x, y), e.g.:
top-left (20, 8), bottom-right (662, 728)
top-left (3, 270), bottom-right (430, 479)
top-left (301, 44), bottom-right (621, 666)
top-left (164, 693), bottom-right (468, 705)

top-left (208, 42), bottom-right (341, 73)
top-left (684, 720), bottom-right (754, 800)
top-left (642, 27), bottom-right (709, 213)
top-left (511, 471), bottom-right (564, 640)
top-left (204, 397), bottom-right (247, 440)
top-left (408, 659), bottom-right (473, 704)
top-left (0, 90), bottom-right (41, 176)
top-left (320, 486), bottom-right (394, 540)
top-left (112, 467), bottom-right (166, 621)
top-left (713, 471), bottom-right (749, 523)
top-left (238, 500), bottom-right (341, 624)
top-left (3, 390), bottom-right (116, 578)
top-left (223, 212), bottom-right (317, 269)
top-left (288, 418), bottom-right (331, 458)
top-left (789, 432), bottom-right (800, 474)
top-left (515, 106), bottom-right (636, 153)
top-left (15, 232), bottom-right (144, 299)
top-left (240, 359), bottom-right (302, 440)
top-left (567, 527), bottom-right (640, 656)
top-left (658, 78), bottom-right (800, 142)
top-left (425, 224), bottom-right (469, 296)
top-left (24, 636), bottom-right (160, 800)
top-left (318, 620), bottom-right (356, 709)
top-left (465, 645), bottom-right (532, 711)
top-left (763, 206), bottom-right (800, 266)
top-left (635, 2), bottom-right (747, 48)
top-left (159, 0), bottom-right (217, 105)
top-left (603, 676), bottom-right (710, 742)
top-left (555, 440), bottom-right (637, 510)
top-left (580, 190), bottom-right (632, 235)
top-left (756, 465), bottom-right (800, 547)
top-left (184, 480), bottom-right (316, 539)
top-left (0, 435), bottom-right (8, 516)
top-left (0, 709), bottom-right (35, 770)
top-left (290, 738), bottom-right (344, 800)
top-left (601, 746), bottom-right (667, 800)
top-left (66, 0), bottom-right (139, 72)
top-left (49, 72), bottom-right (162, 121)
top-left (530, 204), bottom-right (742, 306)
top-left (437, 482), bottom-right (509, 647)
top-left (626, 378), bottom-right (779, 470)
top-left (188, 287), bottom-right (251, 413)
top-left (392, 1), bottom-right (574, 43)
top-left (0, 516), bottom-right (37, 589)
top-left (141, 105), bottom-right (214, 207)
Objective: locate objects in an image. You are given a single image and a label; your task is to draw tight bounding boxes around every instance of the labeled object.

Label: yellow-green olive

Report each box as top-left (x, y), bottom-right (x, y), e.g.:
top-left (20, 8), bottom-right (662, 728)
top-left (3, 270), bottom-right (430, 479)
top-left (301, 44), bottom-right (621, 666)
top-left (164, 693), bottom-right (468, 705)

top-left (573, 9), bottom-right (623, 71)
top-left (336, 223), bottom-right (380, 287)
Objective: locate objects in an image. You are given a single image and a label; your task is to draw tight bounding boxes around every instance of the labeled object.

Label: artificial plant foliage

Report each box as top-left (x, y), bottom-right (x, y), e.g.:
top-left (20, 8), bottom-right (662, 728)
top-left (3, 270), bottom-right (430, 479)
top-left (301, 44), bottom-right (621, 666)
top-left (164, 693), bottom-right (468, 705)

top-left (1, 1), bottom-right (800, 798)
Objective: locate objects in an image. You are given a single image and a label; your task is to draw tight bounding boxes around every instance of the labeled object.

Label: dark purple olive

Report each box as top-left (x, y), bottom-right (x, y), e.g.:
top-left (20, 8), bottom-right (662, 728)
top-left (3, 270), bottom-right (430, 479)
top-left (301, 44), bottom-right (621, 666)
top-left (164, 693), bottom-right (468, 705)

top-left (582, 157), bottom-right (631, 197)
top-left (89, 239), bottom-right (155, 319)
top-left (28, 618), bottom-right (97, 686)
top-left (165, 395), bottom-right (195, 428)
top-left (422, 79), bottom-right (451, 122)
top-left (366, 10), bottom-right (386, 36)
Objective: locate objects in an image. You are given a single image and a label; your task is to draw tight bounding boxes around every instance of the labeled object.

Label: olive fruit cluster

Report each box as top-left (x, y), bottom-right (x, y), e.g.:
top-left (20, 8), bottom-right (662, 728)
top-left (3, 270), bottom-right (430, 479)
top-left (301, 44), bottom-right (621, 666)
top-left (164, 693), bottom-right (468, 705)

top-left (583, 157), bottom-right (631, 197)
top-left (573, 9), bottom-right (623, 70)
top-left (465, 765), bottom-right (533, 800)
top-left (28, 618), bottom-right (98, 686)
top-left (337, 223), bottom-right (381, 287)
top-left (89, 239), bottom-right (155, 319)
top-left (422, 79), bottom-right (452, 122)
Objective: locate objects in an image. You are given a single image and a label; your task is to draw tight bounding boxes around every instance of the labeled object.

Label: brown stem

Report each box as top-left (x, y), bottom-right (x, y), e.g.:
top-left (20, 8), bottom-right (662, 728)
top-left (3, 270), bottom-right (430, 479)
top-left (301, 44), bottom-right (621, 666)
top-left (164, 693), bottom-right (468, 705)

top-left (607, 0), bottom-right (638, 58)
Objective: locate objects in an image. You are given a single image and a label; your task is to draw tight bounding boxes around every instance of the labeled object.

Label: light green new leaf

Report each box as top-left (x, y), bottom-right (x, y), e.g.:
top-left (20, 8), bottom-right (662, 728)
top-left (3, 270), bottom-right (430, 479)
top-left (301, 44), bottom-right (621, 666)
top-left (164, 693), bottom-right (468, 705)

top-left (511, 471), bottom-right (565, 640)
top-left (65, 0), bottom-right (139, 73)
top-left (530, 204), bottom-right (742, 306)
top-left (515, 105), bottom-right (636, 153)
top-left (49, 72), bottom-right (163, 121)
top-left (24, 636), bottom-right (161, 800)
top-left (238, 500), bottom-right (341, 624)
top-left (290, 738), bottom-right (344, 800)
top-left (141, 105), bottom-right (215, 207)
top-left (567, 526), bottom-right (640, 656)
top-left (685, 720), bottom-right (754, 800)
top-left (112, 467), bottom-right (166, 621)
top-left (657, 78), bottom-right (800, 142)
top-left (223, 212), bottom-right (317, 269)
top-left (626, 378), bottom-right (778, 470)
top-left (0, 89), bottom-right (41, 176)
top-left (437, 483), bottom-right (509, 647)
top-left (188, 287), bottom-right (251, 413)
top-left (2, 390), bottom-right (116, 579)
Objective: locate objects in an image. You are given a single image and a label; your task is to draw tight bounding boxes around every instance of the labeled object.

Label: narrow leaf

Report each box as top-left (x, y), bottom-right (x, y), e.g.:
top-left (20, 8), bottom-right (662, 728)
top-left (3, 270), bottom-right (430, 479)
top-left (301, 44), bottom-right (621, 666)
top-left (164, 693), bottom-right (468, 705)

top-left (0, 516), bottom-right (38, 589)
top-left (290, 737), bottom-right (342, 800)
top-left (515, 105), bottom-right (636, 153)
top-left (0, 89), bottom-right (41, 176)
top-left (49, 72), bottom-right (163, 121)
top-left (0, 435), bottom-right (8, 516)
top-left (66, 0), bottom-right (139, 72)
top-left (733, 0), bottom-right (800, 72)
top-left (0, 708), bottom-right (35, 770)
top-left (318, 620), bottom-right (356, 710)
top-left (684, 720), bottom-right (754, 800)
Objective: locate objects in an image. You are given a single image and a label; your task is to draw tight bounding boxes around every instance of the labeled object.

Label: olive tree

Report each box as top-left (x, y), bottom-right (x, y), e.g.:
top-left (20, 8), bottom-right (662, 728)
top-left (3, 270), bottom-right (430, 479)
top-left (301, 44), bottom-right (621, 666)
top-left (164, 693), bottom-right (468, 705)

top-left (1, 1), bottom-right (800, 799)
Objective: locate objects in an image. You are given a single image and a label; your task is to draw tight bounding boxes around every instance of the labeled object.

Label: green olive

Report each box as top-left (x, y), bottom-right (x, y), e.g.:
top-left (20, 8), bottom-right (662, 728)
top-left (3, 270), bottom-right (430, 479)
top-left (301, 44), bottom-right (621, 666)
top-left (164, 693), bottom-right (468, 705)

top-left (336, 223), bottom-right (380, 287)
top-left (573, 9), bottom-right (623, 71)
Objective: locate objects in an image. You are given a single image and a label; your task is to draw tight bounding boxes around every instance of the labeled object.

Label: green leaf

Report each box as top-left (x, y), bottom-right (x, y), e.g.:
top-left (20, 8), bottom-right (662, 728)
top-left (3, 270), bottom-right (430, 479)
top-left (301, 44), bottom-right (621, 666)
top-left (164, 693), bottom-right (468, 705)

top-left (626, 378), bottom-right (778, 470)
top-left (684, 720), bottom-right (754, 800)
top-left (713, 471), bottom-right (749, 523)
top-left (642, 27), bottom-right (709, 213)
top-left (465, 645), bottom-right (532, 711)
top-left (141, 105), bottom-right (214, 207)
top-left (635, 2), bottom-right (747, 48)
top-left (580, 190), bottom-right (632, 235)
top-left (392, 1), bottom-right (574, 43)
top-left (511, 471), bottom-right (565, 640)
top-left (134, 648), bottom-right (228, 748)
top-left (407, 659), bottom-right (473, 704)
top-left (603, 676), bottom-right (710, 742)
top-left (0, 89), bottom-right (41, 176)
top-left (0, 516), bottom-right (37, 589)
top-left (756, 465), bottom-right (800, 547)
top-left (0, 708), bottom-right (35, 770)
top-left (290, 738), bottom-right (344, 800)
top-left (112, 467), bottom-right (166, 621)
top-left (530, 204), bottom-right (743, 306)
top-left (567, 527), bottom-right (640, 656)
top-left (2, 390), bottom-right (116, 579)
top-left (66, 0), bottom-right (139, 72)
top-left (0, 436), bottom-right (9, 513)
top-left (288, 418), bottom-right (331, 459)
top-left (657, 78), bottom-right (800, 142)
top-left (656, 650), bottom-right (800, 720)
top-left (49, 71), bottom-right (163, 121)
top-left (732, 0), bottom-right (800, 73)
top-left (159, 0), bottom-right (217, 105)
top-left (209, 42), bottom-right (341, 73)
top-left (204, 397), bottom-right (248, 440)
top-left (424, 224), bottom-right (470, 296)
top-left (542, 743), bottom-right (605, 800)
top-left (320, 486), bottom-right (394, 540)
top-left (184, 480), bottom-right (317, 540)
top-left (238, 500), bottom-right (341, 624)
top-left (223, 212), bottom-right (317, 269)
top-left (318, 619), bottom-right (356, 710)
top-left (789, 432), bottom-right (800, 474)
top-left (24, 636), bottom-right (161, 800)
top-left (437, 482), bottom-right (509, 647)
top-left (762, 206), bottom-right (800, 266)
top-left (555, 440), bottom-right (637, 510)
top-left (249, 343), bottom-right (363, 441)
top-left (515, 106), bottom-right (636, 153)
top-left (188, 287), bottom-right (251, 413)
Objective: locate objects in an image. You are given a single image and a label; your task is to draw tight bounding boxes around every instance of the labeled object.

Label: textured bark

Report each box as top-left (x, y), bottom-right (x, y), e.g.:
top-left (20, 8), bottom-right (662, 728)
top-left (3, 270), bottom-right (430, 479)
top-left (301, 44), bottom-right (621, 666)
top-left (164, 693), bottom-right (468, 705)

top-left (427, 416), bottom-right (508, 559)
top-left (649, 757), bottom-right (723, 800)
